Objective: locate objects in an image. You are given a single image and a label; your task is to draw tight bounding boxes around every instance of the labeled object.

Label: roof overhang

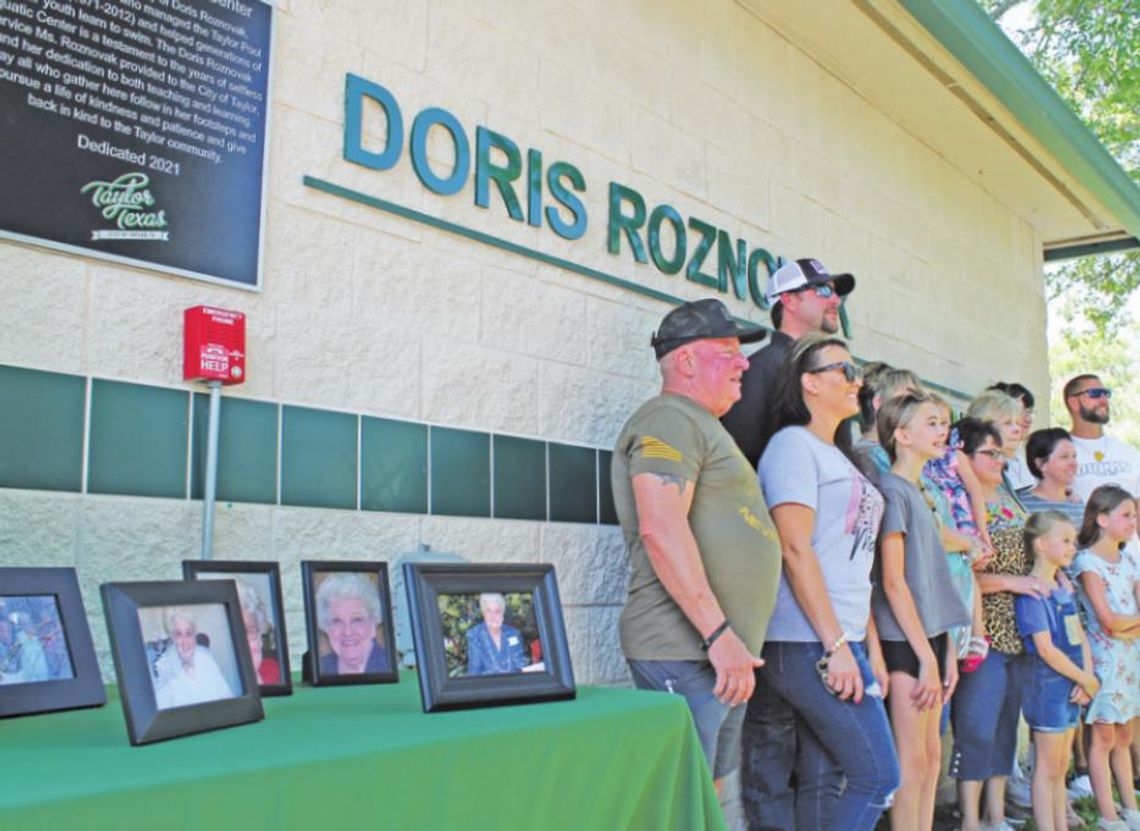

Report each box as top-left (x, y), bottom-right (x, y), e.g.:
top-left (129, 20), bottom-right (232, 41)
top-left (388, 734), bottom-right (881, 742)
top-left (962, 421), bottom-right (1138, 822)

top-left (735, 0), bottom-right (1140, 256)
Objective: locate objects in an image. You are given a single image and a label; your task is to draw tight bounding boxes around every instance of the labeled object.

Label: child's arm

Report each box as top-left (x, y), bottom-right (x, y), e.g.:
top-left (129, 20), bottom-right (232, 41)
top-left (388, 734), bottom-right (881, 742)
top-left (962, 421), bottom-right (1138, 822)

top-left (1075, 624), bottom-right (1096, 704)
top-left (865, 613), bottom-right (889, 701)
top-left (956, 450), bottom-right (994, 551)
top-left (971, 574), bottom-right (986, 637)
top-left (1079, 571), bottom-right (1140, 636)
top-left (1030, 631), bottom-right (1099, 697)
top-left (880, 530), bottom-right (940, 710)
top-left (940, 525), bottom-right (973, 554)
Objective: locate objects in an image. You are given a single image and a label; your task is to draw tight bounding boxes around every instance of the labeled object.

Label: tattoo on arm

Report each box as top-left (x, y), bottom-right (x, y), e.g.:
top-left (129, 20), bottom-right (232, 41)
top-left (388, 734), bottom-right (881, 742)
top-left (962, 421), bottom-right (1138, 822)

top-left (651, 472), bottom-right (687, 496)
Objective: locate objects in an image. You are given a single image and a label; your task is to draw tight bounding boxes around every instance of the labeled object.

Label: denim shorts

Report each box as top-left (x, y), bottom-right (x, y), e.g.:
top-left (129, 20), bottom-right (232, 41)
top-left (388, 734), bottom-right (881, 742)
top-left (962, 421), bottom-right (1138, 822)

top-left (627, 658), bottom-right (746, 779)
top-left (1022, 658), bottom-right (1080, 732)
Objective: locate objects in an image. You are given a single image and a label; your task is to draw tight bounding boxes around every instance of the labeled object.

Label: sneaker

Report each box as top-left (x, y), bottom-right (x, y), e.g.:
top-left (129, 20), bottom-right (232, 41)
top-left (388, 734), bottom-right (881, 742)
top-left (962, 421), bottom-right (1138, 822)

top-left (1099, 818), bottom-right (1129, 831)
top-left (1006, 775), bottom-right (1033, 810)
top-left (1121, 808), bottom-right (1140, 831)
top-left (961, 635), bottom-right (991, 673)
top-left (982, 820), bottom-right (1025, 830)
top-left (1069, 774), bottom-right (1094, 799)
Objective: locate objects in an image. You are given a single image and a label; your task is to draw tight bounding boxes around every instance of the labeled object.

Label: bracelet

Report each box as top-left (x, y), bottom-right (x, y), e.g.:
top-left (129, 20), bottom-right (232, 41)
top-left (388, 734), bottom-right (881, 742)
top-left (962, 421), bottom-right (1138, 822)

top-left (700, 620), bottom-right (731, 652)
top-left (824, 632), bottom-right (849, 657)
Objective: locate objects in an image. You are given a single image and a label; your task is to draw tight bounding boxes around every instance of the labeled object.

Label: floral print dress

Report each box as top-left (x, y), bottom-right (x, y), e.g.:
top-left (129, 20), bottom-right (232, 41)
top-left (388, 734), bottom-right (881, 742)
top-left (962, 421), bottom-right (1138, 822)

top-left (1072, 549), bottom-right (1140, 723)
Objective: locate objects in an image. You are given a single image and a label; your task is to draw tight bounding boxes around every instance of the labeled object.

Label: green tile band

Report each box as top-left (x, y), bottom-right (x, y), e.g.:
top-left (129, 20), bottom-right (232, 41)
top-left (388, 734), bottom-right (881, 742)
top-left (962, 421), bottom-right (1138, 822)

top-left (0, 365), bottom-right (620, 524)
top-left (430, 426), bottom-right (491, 518)
top-left (493, 435), bottom-right (547, 521)
top-left (280, 405), bottom-right (357, 510)
top-left (88, 379), bottom-right (188, 499)
top-left (0, 365), bottom-right (85, 492)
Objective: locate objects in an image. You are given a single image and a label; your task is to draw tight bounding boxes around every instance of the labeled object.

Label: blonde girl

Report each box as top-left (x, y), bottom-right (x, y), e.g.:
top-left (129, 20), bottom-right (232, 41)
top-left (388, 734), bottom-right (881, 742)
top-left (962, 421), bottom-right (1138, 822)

top-left (872, 392), bottom-right (970, 831)
top-left (1074, 485), bottom-right (1140, 831)
top-left (1016, 511), bottom-right (1098, 831)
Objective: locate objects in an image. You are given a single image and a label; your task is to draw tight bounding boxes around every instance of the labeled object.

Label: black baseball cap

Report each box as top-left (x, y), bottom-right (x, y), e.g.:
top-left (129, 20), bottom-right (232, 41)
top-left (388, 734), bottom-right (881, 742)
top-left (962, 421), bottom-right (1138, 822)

top-left (650, 298), bottom-right (768, 359)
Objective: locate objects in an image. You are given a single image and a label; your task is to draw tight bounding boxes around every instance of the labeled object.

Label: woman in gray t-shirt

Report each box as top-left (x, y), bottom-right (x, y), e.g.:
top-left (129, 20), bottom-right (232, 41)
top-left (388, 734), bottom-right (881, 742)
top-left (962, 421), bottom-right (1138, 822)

top-left (740, 335), bottom-right (898, 831)
top-left (872, 392), bottom-right (970, 830)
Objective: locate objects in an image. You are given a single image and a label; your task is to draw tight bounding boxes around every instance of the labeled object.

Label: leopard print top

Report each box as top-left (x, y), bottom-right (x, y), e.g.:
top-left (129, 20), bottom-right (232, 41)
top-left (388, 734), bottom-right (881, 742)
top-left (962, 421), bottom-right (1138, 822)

top-left (980, 525), bottom-right (1032, 655)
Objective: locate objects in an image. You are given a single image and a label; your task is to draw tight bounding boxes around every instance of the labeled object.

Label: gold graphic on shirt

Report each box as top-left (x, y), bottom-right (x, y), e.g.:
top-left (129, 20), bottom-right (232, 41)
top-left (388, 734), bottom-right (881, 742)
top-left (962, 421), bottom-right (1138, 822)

top-left (639, 436), bottom-right (683, 462)
top-left (738, 506), bottom-right (778, 542)
top-left (1095, 451), bottom-right (1105, 461)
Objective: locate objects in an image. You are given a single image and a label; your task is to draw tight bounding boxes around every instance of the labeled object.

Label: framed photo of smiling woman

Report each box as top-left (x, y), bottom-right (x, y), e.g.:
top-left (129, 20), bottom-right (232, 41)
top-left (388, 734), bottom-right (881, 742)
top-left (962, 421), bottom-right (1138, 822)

top-left (301, 561), bottom-right (398, 686)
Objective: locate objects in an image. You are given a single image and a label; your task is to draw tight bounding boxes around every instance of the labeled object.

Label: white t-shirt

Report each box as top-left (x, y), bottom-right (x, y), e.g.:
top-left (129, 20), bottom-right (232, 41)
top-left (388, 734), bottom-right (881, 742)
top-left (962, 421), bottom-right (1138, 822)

top-left (759, 426), bottom-right (884, 641)
top-left (1005, 449), bottom-right (1036, 492)
top-left (1071, 434), bottom-right (1140, 501)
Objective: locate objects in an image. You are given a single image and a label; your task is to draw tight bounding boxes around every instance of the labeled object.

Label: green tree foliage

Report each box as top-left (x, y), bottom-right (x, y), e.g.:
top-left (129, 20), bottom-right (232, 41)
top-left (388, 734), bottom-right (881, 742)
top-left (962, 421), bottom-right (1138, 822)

top-left (982, 0), bottom-right (1140, 334)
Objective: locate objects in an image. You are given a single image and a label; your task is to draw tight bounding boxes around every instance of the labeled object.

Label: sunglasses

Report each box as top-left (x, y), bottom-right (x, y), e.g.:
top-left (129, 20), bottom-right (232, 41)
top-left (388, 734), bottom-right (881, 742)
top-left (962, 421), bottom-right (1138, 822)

top-left (1072, 387), bottom-right (1112, 400)
top-left (792, 283), bottom-right (837, 299)
top-left (806, 361), bottom-right (861, 383)
top-left (974, 449), bottom-right (1005, 461)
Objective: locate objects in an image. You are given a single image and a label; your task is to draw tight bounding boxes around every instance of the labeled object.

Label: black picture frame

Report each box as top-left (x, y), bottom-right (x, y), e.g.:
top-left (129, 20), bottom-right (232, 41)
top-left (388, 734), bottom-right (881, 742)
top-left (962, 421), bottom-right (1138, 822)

top-left (301, 561), bottom-right (398, 686)
top-left (182, 560), bottom-right (292, 697)
top-left (101, 580), bottom-right (264, 746)
top-left (0, 567), bottom-right (106, 718)
top-left (404, 563), bottom-right (576, 713)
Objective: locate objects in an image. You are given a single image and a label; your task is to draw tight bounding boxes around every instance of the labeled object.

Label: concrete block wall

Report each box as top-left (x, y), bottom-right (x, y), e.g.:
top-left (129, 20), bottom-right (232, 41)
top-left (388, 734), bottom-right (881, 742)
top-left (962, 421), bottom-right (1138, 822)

top-left (0, 0), bottom-right (1049, 698)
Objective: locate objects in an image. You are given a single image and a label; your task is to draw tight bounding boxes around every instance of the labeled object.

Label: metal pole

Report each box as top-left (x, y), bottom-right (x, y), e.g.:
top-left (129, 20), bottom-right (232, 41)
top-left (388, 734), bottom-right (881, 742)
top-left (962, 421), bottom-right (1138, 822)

top-left (201, 380), bottom-right (222, 560)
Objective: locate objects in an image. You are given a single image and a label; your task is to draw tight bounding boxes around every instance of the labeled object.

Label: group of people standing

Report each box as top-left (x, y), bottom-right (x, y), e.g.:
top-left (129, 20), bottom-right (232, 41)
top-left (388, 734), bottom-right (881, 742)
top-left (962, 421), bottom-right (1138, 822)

top-left (612, 258), bottom-right (1140, 831)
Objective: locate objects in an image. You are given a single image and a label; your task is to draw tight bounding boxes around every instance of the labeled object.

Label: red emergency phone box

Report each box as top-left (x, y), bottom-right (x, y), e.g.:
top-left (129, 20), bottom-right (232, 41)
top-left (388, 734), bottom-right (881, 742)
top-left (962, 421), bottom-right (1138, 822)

top-left (183, 306), bottom-right (246, 384)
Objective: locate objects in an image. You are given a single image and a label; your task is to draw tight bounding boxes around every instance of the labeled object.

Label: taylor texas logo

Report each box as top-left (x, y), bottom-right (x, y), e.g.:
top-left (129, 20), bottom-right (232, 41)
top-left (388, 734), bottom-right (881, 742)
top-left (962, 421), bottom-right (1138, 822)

top-left (80, 172), bottom-right (169, 242)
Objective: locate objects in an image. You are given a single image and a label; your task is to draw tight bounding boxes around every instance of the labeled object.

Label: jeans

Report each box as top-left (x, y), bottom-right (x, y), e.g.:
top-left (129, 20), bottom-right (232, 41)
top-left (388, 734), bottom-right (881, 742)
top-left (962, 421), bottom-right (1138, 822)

top-left (950, 649), bottom-right (1027, 780)
top-left (627, 659), bottom-right (746, 779)
top-left (741, 640), bottom-right (899, 831)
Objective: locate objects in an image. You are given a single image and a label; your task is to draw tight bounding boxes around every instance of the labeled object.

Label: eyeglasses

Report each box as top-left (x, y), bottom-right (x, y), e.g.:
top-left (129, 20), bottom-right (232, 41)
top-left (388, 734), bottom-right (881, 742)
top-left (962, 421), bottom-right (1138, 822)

top-left (792, 284), bottom-right (836, 299)
top-left (1072, 387), bottom-right (1112, 400)
top-left (806, 361), bottom-right (861, 382)
top-left (974, 449), bottom-right (1005, 461)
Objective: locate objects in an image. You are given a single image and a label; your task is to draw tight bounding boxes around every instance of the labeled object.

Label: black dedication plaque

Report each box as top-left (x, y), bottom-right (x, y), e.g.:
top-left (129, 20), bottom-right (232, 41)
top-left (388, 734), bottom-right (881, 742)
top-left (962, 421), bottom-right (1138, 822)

top-left (0, 0), bottom-right (272, 288)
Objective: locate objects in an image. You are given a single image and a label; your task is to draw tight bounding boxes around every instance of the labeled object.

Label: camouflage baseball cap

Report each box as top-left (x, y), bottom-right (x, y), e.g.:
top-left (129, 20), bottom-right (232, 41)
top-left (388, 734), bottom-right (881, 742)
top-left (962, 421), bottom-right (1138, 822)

top-left (650, 298), bottom-right (767, 359)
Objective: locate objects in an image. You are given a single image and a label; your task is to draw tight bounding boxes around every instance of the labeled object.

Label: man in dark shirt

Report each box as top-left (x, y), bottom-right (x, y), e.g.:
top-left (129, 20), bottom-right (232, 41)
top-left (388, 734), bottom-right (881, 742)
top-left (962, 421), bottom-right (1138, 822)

top-left (721, 258), bottom-right (855, 467)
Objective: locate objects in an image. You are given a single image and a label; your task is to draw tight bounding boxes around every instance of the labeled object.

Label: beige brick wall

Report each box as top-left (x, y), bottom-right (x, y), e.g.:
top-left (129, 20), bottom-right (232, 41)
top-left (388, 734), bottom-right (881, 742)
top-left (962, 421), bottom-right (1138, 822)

top-left (0, 0), bottom-right (1048, 699)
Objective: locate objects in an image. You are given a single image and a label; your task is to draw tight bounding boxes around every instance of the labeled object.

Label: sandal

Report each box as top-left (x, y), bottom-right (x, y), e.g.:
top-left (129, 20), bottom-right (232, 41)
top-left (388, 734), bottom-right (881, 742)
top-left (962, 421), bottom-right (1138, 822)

top-left (960, 635), bottom-right (991, 673)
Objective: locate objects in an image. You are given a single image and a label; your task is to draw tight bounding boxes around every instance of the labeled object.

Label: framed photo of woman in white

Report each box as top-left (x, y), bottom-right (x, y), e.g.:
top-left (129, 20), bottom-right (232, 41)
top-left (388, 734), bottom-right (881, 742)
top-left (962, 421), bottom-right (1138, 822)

top-left (101, 580), bottom-right (263, 746)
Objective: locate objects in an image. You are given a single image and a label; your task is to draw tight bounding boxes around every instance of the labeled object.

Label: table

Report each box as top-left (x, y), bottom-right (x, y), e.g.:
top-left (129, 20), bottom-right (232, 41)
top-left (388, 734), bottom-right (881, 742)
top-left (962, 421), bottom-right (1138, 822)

top-left (1, 674), bottom-right (725, 830)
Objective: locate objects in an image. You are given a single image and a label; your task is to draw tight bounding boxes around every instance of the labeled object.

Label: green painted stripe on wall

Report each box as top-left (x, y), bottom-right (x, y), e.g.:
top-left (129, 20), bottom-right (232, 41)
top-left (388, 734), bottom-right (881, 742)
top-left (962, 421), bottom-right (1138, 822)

top-left (88, 379), bottom-right (188, 499)
top-left (190, 394), bottom-right (278, 505)
top-left (0, 365), bottom-right (85, 492)
top-left (0, 366), bottom-right (621, 525)
top-left (281, 405), bottom-right (358, 510)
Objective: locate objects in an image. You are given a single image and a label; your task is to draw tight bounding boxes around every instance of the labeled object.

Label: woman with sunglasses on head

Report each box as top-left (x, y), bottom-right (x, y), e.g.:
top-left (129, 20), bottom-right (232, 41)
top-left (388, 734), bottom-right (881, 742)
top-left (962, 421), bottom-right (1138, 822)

top-left (950, 417), bottom-right (1044, 831)
top-left (740, 334), bottom-right (898, 831)
top-left (988, 382), bottom-right (1037, 491)
top-left (968, 389), bottom-right (1029, 508)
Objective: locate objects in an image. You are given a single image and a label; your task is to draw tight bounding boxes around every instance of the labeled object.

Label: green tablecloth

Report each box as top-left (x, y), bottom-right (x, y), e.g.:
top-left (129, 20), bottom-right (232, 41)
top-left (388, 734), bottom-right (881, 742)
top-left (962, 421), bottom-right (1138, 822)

top-left (2, 674), bottom-right (725, 830)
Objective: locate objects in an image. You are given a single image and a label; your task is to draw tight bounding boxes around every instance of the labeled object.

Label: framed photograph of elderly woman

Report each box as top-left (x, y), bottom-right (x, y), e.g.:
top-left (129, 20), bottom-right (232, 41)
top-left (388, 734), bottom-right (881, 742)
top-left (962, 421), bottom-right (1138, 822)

top-left (182, 560), bottom-right (292, 696)
top-left (101, 580), bottom-right (264, 746)
top-left (404, 563), bottom-right (575, 713)
top-left (0, 567), bottom-right (105, 718)
top-left (301, 561), bottom-right (398, 686)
